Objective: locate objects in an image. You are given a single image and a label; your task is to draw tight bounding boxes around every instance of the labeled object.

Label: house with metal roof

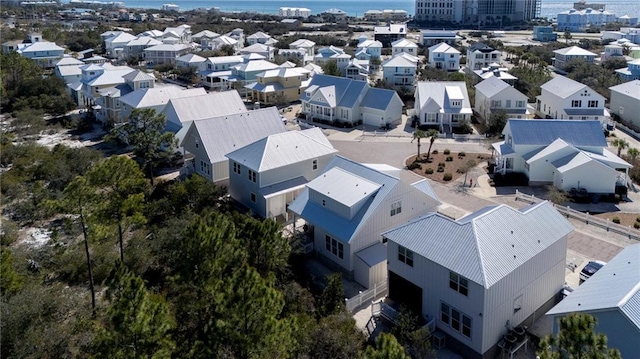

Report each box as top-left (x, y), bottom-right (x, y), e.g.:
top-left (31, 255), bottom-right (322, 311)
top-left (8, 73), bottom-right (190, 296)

top-left (160, 24), bottom-right (192, 45)
top-left (289, 155), bottom-right (440, 288)
top-left (122, 36), bottom-right (162, 61)
top-left (615, 58), bottom-right (640, 82)
top-left (164, 91), bottom-right (247, 134)
top-left (55, 57), bottom-right (85, 84)
top-left (176, 53), bottom-right (206, 71)
top-left (474, 77), bottom-right (531, 123)
top-left (466, 43), bottom-right (501, 72)
top-left (427, 42), bottom-right (460, 71)
top-left (226, 128), bottom-right (338, 219)
top-left (414, 81), bottom-right (472, 133)
top-left (103, 31), bottom-right (136, 58)
top-left (143, 43), bottom-right (191, 66)
top-left (472, 63), bottom-right (518, 86)
top-left (355, 39), bottom-right (383, 61)
top-left (239, 43), bottom-right (276, 61)
top-left (208, 35), bottom-right (240, 53)
top-left (16, 41), bottom-right (65, 69)
top-left (382, 201), bottom-right (573, 359)
top-left (492, 119), bottom-right (631, 193)
top-left (117, 85), bottom-right (206, 124)
top-left (245, 67), bottom-right (312, 105)
top-left (289, 38), bottom-right (316, 57)
top-left (247, 31), bottom-right (277, 46)
top-left (391, 38), bottom-right (418, 57)
top-left (68, 63), bottom-right (138, 110)
top-left (93, 70), bottom-right (160, 124)
top-left (609, 80), bottom-right (640, 129)
top-left (344, 59), bottom-right (370, 82)
top-left (552, 46), bottom-right (596, 70)
top-left (181, 107), bottom-right (287, 183)
top-left (374, 24), bottom-right (407, 48)
top-left (382, 52), bottom-right (419, 89)
top-left (199, 55), bottom-right (244, 89)
top-left (535, 75), bottom-right (608, 123)
top-left (546, 244), bottom-right (640, 359)
top-left (420, 30), bottom-right (459, 47)
top-left (223, 55), bottom-right (281, 94)
top-left (300, 74), bottom-right (404, 127)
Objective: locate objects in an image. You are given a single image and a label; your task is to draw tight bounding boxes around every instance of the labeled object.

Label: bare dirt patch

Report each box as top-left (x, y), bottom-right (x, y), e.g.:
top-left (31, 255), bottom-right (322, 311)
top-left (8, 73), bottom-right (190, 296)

top-left (406, 151), bottom-right (492, 183)
top-left (593, 213), bottom-right (640, 228)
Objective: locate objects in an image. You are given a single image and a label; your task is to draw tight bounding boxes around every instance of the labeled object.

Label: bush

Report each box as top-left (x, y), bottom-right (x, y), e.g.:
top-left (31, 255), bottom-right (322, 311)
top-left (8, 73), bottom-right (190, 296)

top-left (445, 156), bottom-right (454, 162)
top-left (438, 162), bottom-right (445, 167)
top-left (443, 173), bottom-right (453, 181)
top-left (634, 222), bottom-right (640, 229)
top-left (437, 166), bottom-right (445, 173)
top-left (425, 168), bottom-right (434, 174)
top-left (432, 149), bottom-right (438, 154)
top-left (443, 149), bottom-right (450, 155)
top-left (636, 216), bottom-right (640, 223)
top-left (459, 151), bottom-right (466, 157)
top-left (408, 162), bottom-right (422, 170)
top-left (612, 216), bottom-right (620, 224)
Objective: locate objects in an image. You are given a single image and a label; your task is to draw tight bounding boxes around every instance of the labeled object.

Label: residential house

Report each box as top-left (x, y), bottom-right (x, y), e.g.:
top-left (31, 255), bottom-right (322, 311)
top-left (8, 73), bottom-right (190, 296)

top-left (192, 30), bottom-right (220, 50)
top-left (200, 55), bottom-right (244, 89)
top-left (161, 24), bottom-right (192, 45)
top-left (137, 29), bottom-right (164, 39)
top-left (277, 49), bottom-right (307, 64)
top-left (602, 27), bottom-right (640, 44)
top-left (374, 24), bottom-right (407, 48)
top-left (427, 42), bottom-right (460, 71)
top-left (601, 44), bottom-right (624, 61)
top-left (117, 85), bottom-right (205, 124)
top-left (225, 28), bottom-right (245, 47)
top-left (164, 91), bottom-right (247, 133)
top-left (300, 74), bottom-right (404, 127)
top-left (122, 36), bottom-right (162, 61)
top-left (321, 8), bottom-right (347, 23)
top-left (245, 67), bottom-right (312, 105)
top-left (68, 63), bottom-right (136, 109)
top-left (466, 43), bottom-right (501, 71)
top-left (532, 26), bottom-right (558, 42)
top-left (95, 69), bottom-right (157, 124)
top-left (474, 77), bottom-right (531, 122)
top-left (176, 53), bottom-right (206, 71)
top-left (473, 63), bottom-right (518, 86)
top-left (552, 46), bottom-right (596, 70)
top-left (391, 38), bottom-right (418, 57)
top-left (492, 119), bottom-right (631, 193)
top-left (420, 30), bottom-right (459, 47)
top-left (55, 57), bottom-right (85, 84)
top-left (557, 8), bottom-right (617, 32)
top-left (615, 58), bottom-right (640, 81)
top-left (535, 75), bottom-right (608, 122)
top-left (103, 31), bottom-right (136, 58)
top-left (609, 80), bottom-right (640, 129)
top-left (414, 81), bottom-right (472, 133)
top-left (181, 107), bottom-right (287, 182)
top-left (382, 201), bottom-right (573, 359)
top-left (289, 39), bottom-right (315, 57)
top-left (16, 38), bottom-right (65, 69)
top-left (208, 35), bottom-right (240, 52)
top-left (304, 62), bottom-right (324, 76)
top-left (289, 155), bottom-right (441, 288)
top-left (247, 31), bottom-right (277, 46)
top-left (344, 59), bottom-right (370, 82)
top-left (226, 128), bottom-right (338, 219)
top-left (240, 43), bottom-right (276, 61)
top-left (314, 46), bottom-right (349, 67)
top-left (546, 244), bottom-right (640, 359)
top-left (143, 43), bottom-right (191, 66)
top-left (382, 53), bottom-right (419, 88)
top-left (2, 40), bottom-right (23, 54)
top-left (223, 54), bottom-right (281, 94)
top-left (355, 39), bottom-right (383, 61)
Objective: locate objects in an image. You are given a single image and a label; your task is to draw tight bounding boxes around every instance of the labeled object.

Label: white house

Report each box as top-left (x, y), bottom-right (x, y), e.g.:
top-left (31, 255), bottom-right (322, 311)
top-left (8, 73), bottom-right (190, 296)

top-left (314, 46), bottom-right (350, 69)
top-left (466, 43), bottom-right (501, 71)
top-left (55, 57), bottom-right (85, 84)
top-left (474, 77), bottom-right (531, 122)
top-left (609, 80), bottom-right (640, 129)
top-left (239, 43), bottom-right (276, 61)
top-left (427, 42), bottom-right (460, 71)
top-left (552, 46), bottom-right (596, 69)
top-left (68, 63), bottom-right (137, 110)
top-left (176, 53), bottom-right (206, 71)
top-left (143, 43), bottom-right (191, 66)
top-left (289, 155), bottom-right (441, 288)
top-left (208, 35), bottom-right (240, 52)
top-left (122, 36), bottom-right (162, 61)
top-left (103, 31), bottom-right (136, 58)
top-left (200, 55), bottom-right (244, 89)
top-left (247, 31), bottom-right (277, 46)
top-left (535, 75), bottom-right (608, 123)
top-left (16, 39), bottom-right (65, 69)
top-left (391, 38), bottom-right (419, 57)
top-left (192, 30), bottom-right (220, 50)
top-left (414, 81), bottom-right (472, 133)
top-left (382, 201), bottom-right (573, 359)
top-left (492, 119), bottom-right (631, 193)
top-left (289, 38), bottom-right (315, 57)
top-left (382, 53), bottom-right (419, 88)
top-left (546, 244), bottom-right (640, 359)
top-left (300, 74), bottom-right (404, 127)
top-left (355, 39), bottom-right (383, 61)
top-left (164, 91), bottom-right (247, 134)
top-left (344, 59), bottom-right (370, 82)
top-left (181, 107), bottom-right (287, 182)
top-left (226, 128), bottom-right (338, 219)
top-left (117, 85), bottom-right (206, 124)
top-left (161, 24), bottom-right (192, 45)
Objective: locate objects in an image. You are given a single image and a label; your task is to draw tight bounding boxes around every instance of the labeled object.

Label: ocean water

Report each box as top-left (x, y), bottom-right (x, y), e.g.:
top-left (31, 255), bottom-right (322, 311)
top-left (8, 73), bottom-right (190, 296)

top-left (64, 0), bottom-right (640, 18)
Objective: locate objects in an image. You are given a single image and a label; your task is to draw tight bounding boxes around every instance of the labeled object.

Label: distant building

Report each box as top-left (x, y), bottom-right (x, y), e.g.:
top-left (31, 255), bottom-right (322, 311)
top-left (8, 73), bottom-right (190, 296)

top-left (609, 80), bottom-right (640, 129)
top-left (414, 0), bottom-right (540, 25)
top-left (321, 8), bottom-right (348, 23)
top-left (532, 26), bottom-right (557, 42)
top-left (374, 23), bottom-right (406, 47)
top-left (278, 7), bottom-right (311, 19)
top-left (364, 9), bottom-right (408, 21)
top-left (420, 30), bottom-right (459, 47)
top-left (615, 58), bottom-right (640, 81)
top-left (552, 46), bottom-right (596, 70)
top-left (573, 0), bottom-right (605, 11)
top-left (557, 8), bottom-right (617, 32)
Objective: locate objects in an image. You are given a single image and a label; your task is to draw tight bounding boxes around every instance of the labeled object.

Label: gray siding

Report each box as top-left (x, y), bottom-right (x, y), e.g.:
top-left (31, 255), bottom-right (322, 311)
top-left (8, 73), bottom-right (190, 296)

top-left (260, 154), bottom-right (332, 187)
top-left (314, 226), bottom-right (351, 271)
top-left (228, 162), bottom-right (265, 216)
top-left (183, 130), bottom-right (213, 182)
top-left (610, 91), bottom-right (640, 128)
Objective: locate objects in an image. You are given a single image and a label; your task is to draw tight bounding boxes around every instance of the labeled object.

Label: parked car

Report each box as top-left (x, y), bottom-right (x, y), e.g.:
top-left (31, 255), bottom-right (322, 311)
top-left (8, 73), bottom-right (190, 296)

top-left (579, 260), bottom-right (606, 282)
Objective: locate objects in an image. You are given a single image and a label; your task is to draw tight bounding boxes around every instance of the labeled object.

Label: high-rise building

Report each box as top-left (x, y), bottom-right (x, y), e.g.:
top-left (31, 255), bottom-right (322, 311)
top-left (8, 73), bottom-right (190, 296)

top-left (414, 0), bottom-right (539, 25)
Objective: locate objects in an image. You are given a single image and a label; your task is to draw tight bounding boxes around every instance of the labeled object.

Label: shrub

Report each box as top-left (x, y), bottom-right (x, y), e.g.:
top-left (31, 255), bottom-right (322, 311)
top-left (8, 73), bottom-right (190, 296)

top-left (635, 222), bottom-right (640, 229)
top-left (438, 162), bottom-right (445, 167)
top-left (408, 162), bottom-right (422, 170)
top-left (432, 149), bottom-right (438, 154)
top-left (437, 166), bottom-right (445, 172)
top-left (445, 156), bottom-right (454, 162)
top-left (636, 216), bottom-right (640, 223)
top-left (443, 149), bottom-right (450, 155)
top-left (459, 151), bottom-right (466, 157)
top-left (425, 168), bottom-right (434, 174)
top-left (612, 216), bottom-right (620, 224)
top-left (443, 173), bottom-right (453, 181)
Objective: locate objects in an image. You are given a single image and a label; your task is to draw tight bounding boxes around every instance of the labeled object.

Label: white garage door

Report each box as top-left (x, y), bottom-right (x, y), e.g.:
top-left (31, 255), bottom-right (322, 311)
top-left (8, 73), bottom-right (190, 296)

top-left (363, 112), bottom-right (384, 127)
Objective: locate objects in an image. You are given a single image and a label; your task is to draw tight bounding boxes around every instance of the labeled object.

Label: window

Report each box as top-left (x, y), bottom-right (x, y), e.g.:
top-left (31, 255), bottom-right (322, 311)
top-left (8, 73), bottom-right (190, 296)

top-left (451, 100), bottom-right (461, 107)
top-left (398, 245), bottom-right (414, 267)
top-left (516, 100), bottom-right (525, 108)
top-left (505, 100), bottom-right (511, 108)
top-left (491, 100), bottom-right (501, 108)
top-left (199, 160), bottom-right (211, 175)
top-left (449, 271), bottom-right (469, 296)
top-left (325, 235), bottom-right (344, 259)
top-left (390, 201), bottom-right (402, 216)
top-left (248, 169), bottom-right (257, 183)
top-left (425, 113), bottom-right (438, 123)
top-left (440, 302), bottom-right (472, 339)
top-left (588, 100), bottom-right (598, 108)
top-left (250, 192), bottom-right (256, 203)
top-left (233, 162), bottom-right (241, 174)
top-left (312, 159), bottom-right (318, 170)
top-left (513, 295), bottom-right (523, 314)
top-left (571, 100), bottom-right (582, 107)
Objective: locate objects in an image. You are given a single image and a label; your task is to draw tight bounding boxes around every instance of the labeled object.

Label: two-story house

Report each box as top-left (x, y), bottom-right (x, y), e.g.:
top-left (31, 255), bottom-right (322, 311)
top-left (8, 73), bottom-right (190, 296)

top-left (103, 31), bottom-right (136, 58)
top-left (421, 30), bottom-right (459, 47)
top-left (536, 75), bottom-right (608, 123)
top-left (552, 46), bottom-right (596, 70)
top-left (289, 38), bottom-right (315, 57)
top-left (245, 67), bottom-right (312, 105)
top-left (122, 36), bottom-right (162, 61)
top-left (161, 24), bottom-right (192, 45)
top-left (95, 69), bottom-right (159, 124)
top-left (226, 128), bottom-right (338, 219)
top-left (414, 81), bottom-right (472, 133)
top-left (474, 77), bottom-right (531, 122)
top-left (181, 107), bottom-right (287, 183)
top-left (391, 38), bottom-right (419, 57)
top-left (164, 91), bottom-right (247, 134)
top-left (68, 63), bottom-right (136, 109)
top-left (247, 31), bottom-right (277, 46)
top-left (143, 43), bottom-right (191, 66)
top-left (176, 53), bottom-right (206, 71)
top-left (208, 35), bottom-right (241, 52)
top-left (117, 85), bottom-right (206, 125)
top-left (492, 119), bottom-right (630, 193)
top-left (55, 57), bottom-right (85, 84)
top-left (615, 58), bottom-right (640, 81)
top-left (344, 59), bottom-right (370, 82)
top-left (223, 55), bottom-right (281, 94)
top-left (532, 26), bottom-right (557, 42)
top-left (192, 30), bottom-right (220, 50)
top-left (466, 43), bottom-right (501, 71)
top-left (240, 43), bottom-right (276, 61)
top-left (427, 42), bottom-right (460, 71)
top-left (314, 46), bottom-right (350, 69)
top-left (200, 55), bottom-right (244, 89)
top-left (16, 36), bottom-right (65, 68)
top-left (601, 44), bottom-right (624, 61)
top-left (355, 39), bottom-right (383, 61)
top-left (609, 80), bottom-right (640, 129)
top-left (289, 155), bottom-right (440, 288)
top-left (374, 23), bottom-right (407, 48)
top-left (382, 201), bottom-right (573, 359)
top-left (382, 53), bottom-right (419, 88)
top-left (300, 74), bottom-right (404, 127)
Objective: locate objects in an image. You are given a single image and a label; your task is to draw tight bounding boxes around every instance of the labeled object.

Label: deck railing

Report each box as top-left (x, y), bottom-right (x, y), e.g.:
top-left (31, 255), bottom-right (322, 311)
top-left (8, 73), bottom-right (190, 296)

top-left (345, 280), bottom-right (388, 313)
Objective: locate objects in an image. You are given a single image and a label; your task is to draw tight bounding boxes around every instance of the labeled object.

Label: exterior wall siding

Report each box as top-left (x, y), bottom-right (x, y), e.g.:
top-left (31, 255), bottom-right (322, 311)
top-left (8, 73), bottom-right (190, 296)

top-left (610, 91), bottom-right (640, 128)
top-left (213, 160), bottom-right (229, 182)
top-left (260, 154), bottom-right (333, 187)
top-left (558, 163), bottom-right (617, 193)
top-left (313, 226), bottom-right (351, 271)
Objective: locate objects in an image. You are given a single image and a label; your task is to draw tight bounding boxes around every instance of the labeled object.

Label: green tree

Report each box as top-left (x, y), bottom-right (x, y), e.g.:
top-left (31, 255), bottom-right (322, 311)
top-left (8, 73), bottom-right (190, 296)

top-left (88, 155), bottom-right (147, 262)
top-left (537, 313), bottom-right (621, 359)
top-left (563, 29), bottom-right (572, 44)
top-left (0, 249), bottom-right (24, 298)
top-left (423, 129), bottom-right (440, 163)
top-left (363, 333), bottom-right (410, 359)
top-left (611, 138), bottom-right (629, 157)
top-left (311, 312), bottom-right (365, 358)
top-left (626, 147), bottom-right (639, 164)
top-left (319, 272), bottom-right (346, 316)
top-left (234, 215), bottom-right (291, 277)
top-left (93, 262), bottom-right (175, 359)
top-left (411, 129), bottom-right (427, 159)
top-left (322, 59), bottom-right (343, 77)
top-left (111, 109), bottom-right (177, 186)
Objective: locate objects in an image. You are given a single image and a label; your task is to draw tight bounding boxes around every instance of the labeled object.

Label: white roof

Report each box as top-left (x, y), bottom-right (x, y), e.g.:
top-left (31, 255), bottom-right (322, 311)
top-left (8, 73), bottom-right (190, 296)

top-left (87, 66), bottom-right (136, 87)
top-left (257, 67), bottom-right (310, 78)
top-left (428, 42), bottom-right (460, 54)
top-left (167, 91), bottom-right (247, 125)
top-left (226, 127), bottom-right (337, 172)
top-left (119, 85), bottom-right (205, 108)
top-left (105, 32), bottom-right (136, 44)
top-left (609, 79), bottom-right (640, 97)
top-left (17, 41), bottom-right (64, 53)
top-left (122, 70), bottom-right (155, 83)
top-left (540, 75), bottom-right (592, 99)
top-left (234, 59), bottom-right (280, 73)
top-left (247, 31), bottom-right (272, 40)
top-left (125, 37), bottom-right (162, 47)
top-left (57, 65), bottom-right (82, 77)
top-left (474, 76), bottom-right (511, 98)
top-left (391, 38), bottom-right (418, 48)
top-left (308, 167), bottom-right (382, 207)
top-left (357, 40), bottom-right (383, 49)
top-left (176, 53), bottom-right (205, 63)
top-left (374, 24), bottom-right (406, 35)
top-left (382, 53), bottom-right (418, 67)
top-left (207, 55), bottom-right (243, 65)
top-left (416, 81), bottom-right (473, 114)
top-left (144, 43), bottom-right (189, 52)
top-left (241, 43), bottom-right (272, 53)
top-left (212, 35), bottom-right (239, 46)
top-left (553, 46), bottom-right (597, 57)
top-left (56, 57), bottom-right (85, 66)
top-left (290, 39), bottom-right (315, 48)
top-left (192, 30), bottom-right (220, 39)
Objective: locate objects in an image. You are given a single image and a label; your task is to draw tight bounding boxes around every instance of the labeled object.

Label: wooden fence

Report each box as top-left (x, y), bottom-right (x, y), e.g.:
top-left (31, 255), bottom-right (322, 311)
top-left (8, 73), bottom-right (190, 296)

top-left (345, 280), bottom-right (388, 313)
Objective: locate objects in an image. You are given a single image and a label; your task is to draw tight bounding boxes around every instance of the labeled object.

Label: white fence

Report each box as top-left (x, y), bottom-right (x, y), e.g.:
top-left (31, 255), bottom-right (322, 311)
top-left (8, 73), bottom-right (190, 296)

top-left (514, 190), bottom-right (640, 241)
top-left (615, 122), bottom-right (640, 141)
top-left (345, 280), bottom-right (388, 313)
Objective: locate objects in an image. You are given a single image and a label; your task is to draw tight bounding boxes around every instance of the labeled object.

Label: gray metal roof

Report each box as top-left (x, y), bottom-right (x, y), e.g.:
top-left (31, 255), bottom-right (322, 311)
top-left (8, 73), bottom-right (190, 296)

top-left (540, 75), bottom-right (594, 99)
top-left (415, 81), bottom-right (471, 111)
top-left (474, 76), bottom-right (511, 98)
top-left (411, 179), bottom-right (441, 205)
top-left (361, 87), bottom-right (402, 111)
top-left (505, 119), bottom-right (607, 147)
top-left (300, 74), bottom-right (368, 109)
top-left (119, 85), bottom-right (205, 109)
top-left (185, 107), bottom-right (287, 163)
top-left (225, 127), bottom-right (337, 172)
top-left (166, 91), bottom-right (247, 125)
top-left (308, 167), bottom-right (382, 207)
top-left (547, 244), bottom-right (640, 330)
top-left (610, 79), bottom-right (640, 97)
top-left (382, 201), bottom-right (573, 287)
top-left (356, 242), bottom-right (387, 267)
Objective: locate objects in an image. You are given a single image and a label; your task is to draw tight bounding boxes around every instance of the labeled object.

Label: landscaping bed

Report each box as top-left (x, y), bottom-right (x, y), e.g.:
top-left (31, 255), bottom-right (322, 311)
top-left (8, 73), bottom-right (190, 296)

top-left (593, 213), bottom-right (640, 229)
top-left (406, 150), bottom-right (490, 183)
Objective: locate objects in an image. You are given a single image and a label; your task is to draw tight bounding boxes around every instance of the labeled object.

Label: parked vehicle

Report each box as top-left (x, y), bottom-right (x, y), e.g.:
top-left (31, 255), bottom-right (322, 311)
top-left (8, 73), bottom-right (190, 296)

top-left (579, 260), bottom-right (606, 282)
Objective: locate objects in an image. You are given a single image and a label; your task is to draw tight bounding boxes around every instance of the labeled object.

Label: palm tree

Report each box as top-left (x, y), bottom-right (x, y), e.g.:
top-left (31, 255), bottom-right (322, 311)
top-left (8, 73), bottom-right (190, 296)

top-left (612, 138), bottom-right (629, 156)
top-left (627, 147), bottom-right (639, 164)
top-left (411, 129), bottom-right (426, 159)
top-left (424, 129), bottom-right (440, 163)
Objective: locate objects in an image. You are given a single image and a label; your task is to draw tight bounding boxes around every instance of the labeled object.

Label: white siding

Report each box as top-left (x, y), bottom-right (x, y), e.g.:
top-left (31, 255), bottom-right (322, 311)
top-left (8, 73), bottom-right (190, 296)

top-left (557, 163), bottom-right (618, 193)
top-left (260, 154), bottom-right (333, 187)
top-left (213, 160), bottom-right (229, 182)
top-left (314, 226), bottom-right (351, 271)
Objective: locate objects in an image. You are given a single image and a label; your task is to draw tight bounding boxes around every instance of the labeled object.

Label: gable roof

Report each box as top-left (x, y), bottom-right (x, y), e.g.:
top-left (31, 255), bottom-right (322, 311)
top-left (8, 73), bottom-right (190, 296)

top-left (416, 81), bottom-right (472, 112)
top-left (382, 53), bottom-right (418, 67)
top-left (547, 243), bottom-right (640, 331)
top-left (553, 46), bottom-right (596, 57)
top-left (540, 75), bottom-right (597, 99)
top-left (468, 42), bottom-right (496, 53)
top-left (185, 107), bottom-right (287, 163)
top-left (610, 79), bottom-right (640, 97)
top-left (122, 69), bottom-right (155, 82)
top-left (125, 36), bottom-right (162, 47)
top-left (361, 87), bottom-right (403, 111)
top-left (301, 74), bottom-right (368, 109)
top-left (474, 76), bottom-right (512, 98)
top-left (166, 91), bottom-right (247, 125)
top-left (392, 38), bottom-right (418, 48)
top-left (176, 53), bottom-right (205, 63)
top-left (56, 57), bottom-right (85, 66)
top-left (105, 32), bottom-right (136, 44)
top-left (505, 119), bottom-right (607, 147)
top-left (428, 42), bottom-right (460, 54)
top-left (290, 38), bottom-right (315, 48)
top-left (192, 30), bottom-right (220, 39)
top-left (383, 201), bottom-right (573, 287)
top-left (225, 127), bottom-right (337, 172)
top-left (119, 85), bottom-right (205, 108)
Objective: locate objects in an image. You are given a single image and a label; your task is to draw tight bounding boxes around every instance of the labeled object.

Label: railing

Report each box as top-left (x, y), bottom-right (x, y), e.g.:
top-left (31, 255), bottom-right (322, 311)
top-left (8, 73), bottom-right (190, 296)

top-left (515, 190), bottom-right (640, 241)
top-left (345, 280), bottom-right (388, 313)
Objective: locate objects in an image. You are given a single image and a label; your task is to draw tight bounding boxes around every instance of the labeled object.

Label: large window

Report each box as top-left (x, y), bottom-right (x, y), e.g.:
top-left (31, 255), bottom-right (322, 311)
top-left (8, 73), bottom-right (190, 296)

top-left (425, 113), bottom-right (438, 123)
top-left (390, 201), bottom-right (402, 216)
top-left (588, 100), bottom-right (598, 108)
top-left (440, 302), bottom-right (472, 339)
top-left (200, 160), bottom-right (211, 175)
top-left (398, 245), bottom-right (414, 267)
top-left (449, 271), bottom-right (469, 296)
top-left (325, 235), bottom-right (344, 259)
top-left (571, 100), bottom-right (582, 107)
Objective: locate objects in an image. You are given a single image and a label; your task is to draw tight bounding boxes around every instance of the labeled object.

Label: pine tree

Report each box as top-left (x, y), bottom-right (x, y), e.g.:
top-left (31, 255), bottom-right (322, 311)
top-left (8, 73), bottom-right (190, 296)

top-left (363, 333), bottom-right (410, 359)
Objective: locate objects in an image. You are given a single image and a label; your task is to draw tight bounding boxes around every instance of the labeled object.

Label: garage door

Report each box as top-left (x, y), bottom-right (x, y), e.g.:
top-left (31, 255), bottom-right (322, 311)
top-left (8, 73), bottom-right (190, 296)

top-left (363, 113), bottom-right (384, 127)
